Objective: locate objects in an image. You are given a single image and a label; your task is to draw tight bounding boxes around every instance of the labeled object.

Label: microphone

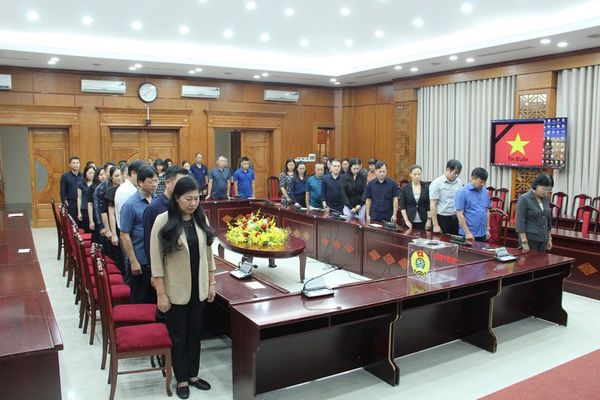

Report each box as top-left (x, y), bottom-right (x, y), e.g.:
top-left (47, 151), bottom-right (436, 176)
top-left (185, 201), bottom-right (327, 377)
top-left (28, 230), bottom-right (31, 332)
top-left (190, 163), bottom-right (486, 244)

top-left (301, 266), bottom-right (343, 298)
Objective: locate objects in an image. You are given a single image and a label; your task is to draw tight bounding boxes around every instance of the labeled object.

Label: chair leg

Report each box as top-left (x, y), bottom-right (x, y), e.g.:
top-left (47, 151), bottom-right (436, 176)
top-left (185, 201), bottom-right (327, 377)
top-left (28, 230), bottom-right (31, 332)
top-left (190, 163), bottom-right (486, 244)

top-left (57, 236), bottom-right (62, 260)
top-left (109, 357), bottom-right (118, 400)
top-left (101, 327), bottom-right (108, 370)
top-left (164, 351), bottom-right (173, 397)
top-left (82, 301), bottom-right (90, 334)
top-left (78, 297), bottom-right (86, 329)
top-left (89, 304), bottom-right (97, 345)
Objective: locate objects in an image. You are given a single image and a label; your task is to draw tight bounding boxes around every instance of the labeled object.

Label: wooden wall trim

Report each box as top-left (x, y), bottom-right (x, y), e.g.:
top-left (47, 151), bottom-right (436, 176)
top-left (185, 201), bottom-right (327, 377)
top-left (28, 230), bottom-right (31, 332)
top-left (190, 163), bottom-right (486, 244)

top-left (0, 104), bottom-right (81, 126)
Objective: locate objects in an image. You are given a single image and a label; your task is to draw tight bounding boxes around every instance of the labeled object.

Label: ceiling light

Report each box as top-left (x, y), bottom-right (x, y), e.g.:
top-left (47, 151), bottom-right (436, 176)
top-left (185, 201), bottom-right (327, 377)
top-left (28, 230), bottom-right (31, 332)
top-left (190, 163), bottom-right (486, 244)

top-left (261, 72), bottom-right (269, 77)
top-left (413, 18), bottom-right (424, 27)
top-left (195, 67), bottom-right (203, 72)
top-left (133, 63), bottom-right (142, 69)
top-left (334, 82), bottom-right (341, 85)
top-left (198, 0), bottom-right (207, 3)
top-left (465, 57), bottom-right (475, 63)
top-left (410, 67), bottom-right (419, 72)
top-left (129, 66), bottom-right (137, 71)
top-left (131, 20), bottom-right (143, 30)
top-left (449, 55), bottom-right (458, 61)
top-left (540, 38), bottom-right (551, 45)
top-left (394, 65), bottom-right (402, 70)
top-left (374, 30), bottom-right (384, 38)
top-left (179, 25), bottom-right (190, 34)
top-left (344, 39), bottom-right (354, 47)
top-left (330, 78), bottom-right (337, 82)
top-left (299, 38), bottom-right (309, 47)
top-left (48, 60), bottom-right (56, 65)
top-left (50, 57), bottom-right (60, 62)
top-left (557, 41), bottom-right (568, 48)
top-left (246, 1), bottom-right (256, 10)
top-left (340, 7), bottom-right (351, 16)
top-left (284, 7), bottom-right (295, 16)
top-left (461, 3), bottom-right (473, 13)
top-left (260, 33), bottom-right (270, 42)
top-left (253, 75), bottom-right (261, 79)
top-left (26, 10), bottom-right (39, 21)
top-left (81, 16), bottom-right (93, 25)
top-left (223, 29), bottom-right (234, 38)
top-left (188, 70), bottom-right (196, 74)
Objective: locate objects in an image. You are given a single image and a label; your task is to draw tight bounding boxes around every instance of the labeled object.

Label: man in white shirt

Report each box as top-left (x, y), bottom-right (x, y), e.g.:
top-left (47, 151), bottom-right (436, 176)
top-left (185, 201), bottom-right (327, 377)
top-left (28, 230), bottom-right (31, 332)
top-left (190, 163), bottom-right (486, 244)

top-left (429, 159), bottom-right (464, 235)
top-left (115, 160), bottom-right (145, 230)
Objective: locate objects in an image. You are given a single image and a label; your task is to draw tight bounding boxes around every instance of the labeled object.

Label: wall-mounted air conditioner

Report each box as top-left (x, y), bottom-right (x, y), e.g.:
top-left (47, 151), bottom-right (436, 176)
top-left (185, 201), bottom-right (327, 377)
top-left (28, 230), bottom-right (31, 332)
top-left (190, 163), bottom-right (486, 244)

top-left (0, 74), bottom-right (12, 90)
top-left (81, 79), bottom-right (126, 94)
top-left (181, 85), bottom-right (220, 99)
top-left (264, 89), bottom-right (299, 102)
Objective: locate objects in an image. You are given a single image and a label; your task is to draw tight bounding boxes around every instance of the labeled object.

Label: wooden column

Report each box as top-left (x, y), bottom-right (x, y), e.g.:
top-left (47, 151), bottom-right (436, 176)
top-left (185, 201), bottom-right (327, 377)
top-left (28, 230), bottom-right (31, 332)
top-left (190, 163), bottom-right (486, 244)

top-left (393, 88), bottom-right (417, 180)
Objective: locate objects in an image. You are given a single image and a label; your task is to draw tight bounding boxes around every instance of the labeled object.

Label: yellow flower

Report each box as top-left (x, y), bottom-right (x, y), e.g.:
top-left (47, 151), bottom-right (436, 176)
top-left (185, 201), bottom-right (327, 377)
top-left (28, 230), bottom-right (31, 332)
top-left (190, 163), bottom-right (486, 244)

top-left (226, 210), bottom-right (288, 246)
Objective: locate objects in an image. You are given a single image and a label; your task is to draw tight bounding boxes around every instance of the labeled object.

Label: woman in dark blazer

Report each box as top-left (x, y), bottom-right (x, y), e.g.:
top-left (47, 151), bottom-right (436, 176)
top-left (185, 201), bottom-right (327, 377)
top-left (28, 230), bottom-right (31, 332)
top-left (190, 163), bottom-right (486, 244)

top-left (516, 174), bottom-right (553, 252)
top-left (399, 165), bottom-right (431, 230)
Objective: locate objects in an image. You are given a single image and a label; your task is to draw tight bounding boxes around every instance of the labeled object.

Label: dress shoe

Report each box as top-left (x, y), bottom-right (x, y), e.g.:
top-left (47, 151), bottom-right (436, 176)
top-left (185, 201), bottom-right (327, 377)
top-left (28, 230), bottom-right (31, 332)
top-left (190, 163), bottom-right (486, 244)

top-left (175, 385), bottom-right (189, 399)
top-left (189, 378), bottom-right (211, 390)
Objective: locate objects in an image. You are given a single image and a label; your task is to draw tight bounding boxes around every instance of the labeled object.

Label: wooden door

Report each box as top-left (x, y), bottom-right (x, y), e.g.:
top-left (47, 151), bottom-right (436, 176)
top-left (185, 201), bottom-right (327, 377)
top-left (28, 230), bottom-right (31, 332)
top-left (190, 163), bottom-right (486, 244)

top-left (110, 128), bottom-right (178, 163)
top-left (241, 131), bottom-right (270, 199)
top-left (29, 128), bottom-right (69, 227)
top-left (146, 129), bottom-right (178, 162)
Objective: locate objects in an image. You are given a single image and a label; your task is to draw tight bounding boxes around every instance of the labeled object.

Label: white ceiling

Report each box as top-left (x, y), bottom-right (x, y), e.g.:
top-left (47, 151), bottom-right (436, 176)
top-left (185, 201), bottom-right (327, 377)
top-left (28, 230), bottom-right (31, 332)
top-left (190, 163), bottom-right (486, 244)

top-left (1, 0), bottom-right (600, 87)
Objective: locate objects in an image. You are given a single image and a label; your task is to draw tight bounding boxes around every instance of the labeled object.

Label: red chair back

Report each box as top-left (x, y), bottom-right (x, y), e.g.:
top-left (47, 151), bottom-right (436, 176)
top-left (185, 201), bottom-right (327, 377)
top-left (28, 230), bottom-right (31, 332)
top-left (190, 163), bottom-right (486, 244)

top-left (490, 196), bottom-right (504, 211)
top-left (489, 208), bottom-right (509, 245)
top-left (572, 194), bottom-right (591, 218)
top-left (508, 199), bottom-right (518, 226)
top-left (548, 202), bottom-right (560, 228)
top-left (551, 192), bottom-right (568, 217)
top-left (574, 205), bottom-right (599, 235)
top-left (267, 176), bottom-right (281, 201)
top-left (495, 188), bottom-right (509, 205)
top-left (94, 258), bottom-right (117, 347)
top-left (486, 186), bottom-right (496, 198)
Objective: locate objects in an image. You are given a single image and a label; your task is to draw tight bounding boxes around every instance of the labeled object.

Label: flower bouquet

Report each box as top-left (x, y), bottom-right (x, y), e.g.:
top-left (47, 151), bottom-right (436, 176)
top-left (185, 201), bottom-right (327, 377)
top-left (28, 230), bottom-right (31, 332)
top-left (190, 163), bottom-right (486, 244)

top-left (225, 210), bottom-right (288, 247)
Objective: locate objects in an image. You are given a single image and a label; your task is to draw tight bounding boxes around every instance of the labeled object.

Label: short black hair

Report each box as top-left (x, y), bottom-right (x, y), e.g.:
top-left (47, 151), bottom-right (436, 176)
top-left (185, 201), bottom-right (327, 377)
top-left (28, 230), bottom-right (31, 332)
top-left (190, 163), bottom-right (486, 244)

top-left (349, 158), bottom-right (361, 168)
top-left (409, 164), bottom-right (422, 173)
top-left (375, 161), bottom-right (387, 170)
top-left (69, 156), bottom-right (80, 162)
top-left (351, 157), bottom-right (361, 165)
top-left (165, 166), bottom-right (188, 180)
top-left (368, 158), bottom-right (378, 165)
top-left (446, 159), bottom-right (462, 172)
top-left (137, 165), bottom-right (157, 184)
top-left (239, 156), bottom-right (250, 163)
top-left (164, 158), bottom-right (173, 164)
top-left (152, 158), bottom-right (165, 170)
top-left (532, 174), bottom-right (553, 189)
top-left (128, 160), bottom-right (145, 177)
top-left (471, 167), bottom-right (488, 181)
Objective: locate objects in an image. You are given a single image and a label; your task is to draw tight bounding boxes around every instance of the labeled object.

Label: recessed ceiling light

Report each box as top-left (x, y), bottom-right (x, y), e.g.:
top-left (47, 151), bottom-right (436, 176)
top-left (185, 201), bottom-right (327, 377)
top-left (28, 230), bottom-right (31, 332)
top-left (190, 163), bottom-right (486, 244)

top-left (179, 25), bottom-right (190, 34)
top-left (334, 82), bottom-right (341, 85)
top-left (253, 74), bottom-right (261, 79)
top-left (540, 38), bottom-right (551, 45)
top-left (198, 0), bottom-right (207, 3)
top-left (465, 57), bottom-right (475, 63)
top-left (260, 33), bottom-right (270, 42)
top-left (413, 18), bottom-right (424, 27)
top-left (129, 66), bottom-right (137, 71)
top-left (188, 70), bottom-right (196, 74)
top-left (449, 55), bottom-right (458, 61)
top-left (50, 57), bottom-right (60, 62)
top-left (340, 7), bottom-right (351, 16)
top-left (330, 78), bottom-right (337, 82)
top-left (223, 29), bottom-right (234, 38)
top-left (48, 60), bottom-right (57, 65)
top-left (410, 66), bottom-right (419, 72)
top-left (195, 67), bottom-right (203, 72)
top-left (26, 10), bottom-right (39, 21)
top-left (262, 72), bottom-right (269, 77)
top-left (344, 38), bottom-right (354, 47)
top-left (131, 20), bottom-right (143, 30)
top-left (284, 7), bottom-right (295, 16)
top-left (81, 16), bottom-right (93, 25)
top-left (461, 3), bottom-right (473, 13)
top-left (557, 41), bottom-right (568, 48)
top-left (394, 65), bottom-right (402, 70)
top-left (300, 38), bottom-right (309, 47)
top-left (134, 63), bottom-right (142, 69)
top-left (246, 1), bottom-right (256, 10)
top-left (374, 30), bottom-right (384, 38)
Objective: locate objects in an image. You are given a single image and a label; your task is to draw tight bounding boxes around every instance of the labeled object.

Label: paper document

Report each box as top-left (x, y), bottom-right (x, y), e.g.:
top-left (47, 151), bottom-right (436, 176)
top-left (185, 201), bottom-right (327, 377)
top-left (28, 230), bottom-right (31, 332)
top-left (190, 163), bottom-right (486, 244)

top-left (245, 281), bottom-right (266, 290)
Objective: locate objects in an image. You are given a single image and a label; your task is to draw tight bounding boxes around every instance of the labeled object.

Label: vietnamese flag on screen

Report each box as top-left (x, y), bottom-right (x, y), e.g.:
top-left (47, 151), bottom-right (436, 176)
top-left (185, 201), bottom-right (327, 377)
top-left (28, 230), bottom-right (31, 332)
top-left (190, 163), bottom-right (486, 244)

top-left (493, 122), bottom-right (543, 167)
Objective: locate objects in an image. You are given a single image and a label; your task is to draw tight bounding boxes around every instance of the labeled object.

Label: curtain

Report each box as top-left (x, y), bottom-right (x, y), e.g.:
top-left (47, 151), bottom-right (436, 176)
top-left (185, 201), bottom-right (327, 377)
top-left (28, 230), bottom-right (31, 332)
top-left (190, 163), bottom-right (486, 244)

top-left (416, 76), bottom-right (515, 191)
top-left (555, 65), bottom-right (600, 205)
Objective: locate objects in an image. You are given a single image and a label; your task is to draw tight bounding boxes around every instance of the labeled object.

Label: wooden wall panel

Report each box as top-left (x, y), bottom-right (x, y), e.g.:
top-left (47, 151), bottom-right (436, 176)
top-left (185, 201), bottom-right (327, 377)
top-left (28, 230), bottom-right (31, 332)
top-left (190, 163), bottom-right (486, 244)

top-left (33, 93), bottom-right (75, 107)
top-left (374, 104), bottom-right (395, 166)
top-left (355, 87), bottom-right (377, 106)
top-left (0, 92), bottom-right (34, 105)
top-left (353, 106), bottom-right (376, 162)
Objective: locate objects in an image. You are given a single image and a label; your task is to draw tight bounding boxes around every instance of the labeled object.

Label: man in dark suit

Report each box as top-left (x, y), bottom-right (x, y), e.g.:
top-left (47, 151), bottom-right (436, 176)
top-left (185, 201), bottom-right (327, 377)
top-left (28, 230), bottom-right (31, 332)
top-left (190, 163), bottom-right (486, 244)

top-left (516, 174), bottom-right (553, 252)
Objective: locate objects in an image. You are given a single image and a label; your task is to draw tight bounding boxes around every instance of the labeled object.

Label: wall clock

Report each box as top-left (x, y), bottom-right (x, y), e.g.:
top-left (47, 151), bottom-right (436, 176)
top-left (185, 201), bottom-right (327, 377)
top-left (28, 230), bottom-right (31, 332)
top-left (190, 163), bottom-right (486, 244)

top-left (138, 82), bottom-right (158, 103)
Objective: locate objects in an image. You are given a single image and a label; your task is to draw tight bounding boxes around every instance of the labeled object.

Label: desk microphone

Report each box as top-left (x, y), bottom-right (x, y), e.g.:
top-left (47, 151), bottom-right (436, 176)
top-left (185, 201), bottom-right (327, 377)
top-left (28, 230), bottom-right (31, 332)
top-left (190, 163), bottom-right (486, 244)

top-left (301, 266), bottom-right (343, 298)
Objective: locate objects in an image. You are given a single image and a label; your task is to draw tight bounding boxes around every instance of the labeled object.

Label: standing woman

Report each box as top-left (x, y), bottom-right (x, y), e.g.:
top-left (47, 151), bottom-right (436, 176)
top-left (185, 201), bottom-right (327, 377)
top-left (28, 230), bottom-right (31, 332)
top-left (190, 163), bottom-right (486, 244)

top-left (182, 160), bottom-right (192, 173)
top-left (150, 176), bottom-right (216, 398)
top-left (279, 158), bottom-right (296, 206)
top-left (90, 166), bottom-right (106, 243)
top-left (516, 174), bottom-right (553, 252)
top-left (342, 159), bottom-right (367, 219)
top-left (153, 159), bottom-right (167, 197)
top-left (101, 165), bottom-right (125, 273)
top-left (77, 165), bottom-right (96, 233)
top-left (290, 161), bottom-right (308, 208)
top-left (340, 158), bottom-right (350, 177)
top-left (399, 165), bottom-right (431, 230)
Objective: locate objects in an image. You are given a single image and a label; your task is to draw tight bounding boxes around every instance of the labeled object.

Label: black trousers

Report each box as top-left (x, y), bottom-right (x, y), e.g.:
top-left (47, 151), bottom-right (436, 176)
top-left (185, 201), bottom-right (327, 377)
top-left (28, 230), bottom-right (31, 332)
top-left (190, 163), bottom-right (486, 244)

top-left (66, 198), bottom-right (78, 222)
top-left (474, 236), bottom-right (487, 243)
top-left (79, 208), bottom-right (92, 233)
top-left (164, 298), bottom-right (206, 383)
top-left (528, 239), bottom-right (548, 252)
top-left (411, 221), bottom-right (426, 230)
top-left (437, 214), bottom-right (459, 235)
top-left (129, 265), bottom-right (156, 304)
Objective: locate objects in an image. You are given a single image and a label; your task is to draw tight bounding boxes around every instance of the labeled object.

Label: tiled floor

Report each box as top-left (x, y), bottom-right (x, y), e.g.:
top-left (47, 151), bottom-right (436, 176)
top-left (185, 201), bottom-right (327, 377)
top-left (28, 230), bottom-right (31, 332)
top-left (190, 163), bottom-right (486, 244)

top-left (33, 227), bottom-right (600, 400)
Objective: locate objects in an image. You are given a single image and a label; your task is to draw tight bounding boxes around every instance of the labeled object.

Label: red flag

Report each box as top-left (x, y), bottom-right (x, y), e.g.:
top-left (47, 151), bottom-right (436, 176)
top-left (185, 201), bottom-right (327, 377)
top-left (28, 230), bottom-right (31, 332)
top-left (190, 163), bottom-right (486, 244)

top-left (493, 122), bottom-right (543, 167)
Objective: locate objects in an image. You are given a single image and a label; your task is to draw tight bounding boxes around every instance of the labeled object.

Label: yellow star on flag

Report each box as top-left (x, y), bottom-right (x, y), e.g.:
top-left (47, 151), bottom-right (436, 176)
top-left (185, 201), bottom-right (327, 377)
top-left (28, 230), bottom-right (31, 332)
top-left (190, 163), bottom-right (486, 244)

top-left (506, 133), bottom-right (530, 156)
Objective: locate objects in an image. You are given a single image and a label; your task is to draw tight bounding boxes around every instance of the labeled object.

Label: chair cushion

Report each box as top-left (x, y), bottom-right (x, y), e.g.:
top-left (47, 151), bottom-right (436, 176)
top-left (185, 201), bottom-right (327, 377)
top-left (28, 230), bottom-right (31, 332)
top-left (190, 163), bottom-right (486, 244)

top-left (115, 323), bottom-right (172, 352)
top-left (87, 259), bottom-right (121, 275)
top-left (93, 284), bottom-right (130, 304)
top-left (90, 274), bottom-right (124, 287)
top-left (114, 304), bottom-right (157, 326)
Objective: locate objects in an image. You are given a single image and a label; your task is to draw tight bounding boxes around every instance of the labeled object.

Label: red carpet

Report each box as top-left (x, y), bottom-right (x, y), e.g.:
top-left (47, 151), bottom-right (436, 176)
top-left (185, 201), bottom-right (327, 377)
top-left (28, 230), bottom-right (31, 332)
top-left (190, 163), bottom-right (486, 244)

top-left (481, 348), bottom-right (600, 399)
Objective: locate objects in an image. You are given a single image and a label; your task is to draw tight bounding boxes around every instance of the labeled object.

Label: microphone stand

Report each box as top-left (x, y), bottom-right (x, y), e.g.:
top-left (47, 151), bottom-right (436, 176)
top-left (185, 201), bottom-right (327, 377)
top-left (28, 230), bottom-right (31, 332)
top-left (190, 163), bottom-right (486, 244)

top-left (301, 266), bottom-right (343, 298)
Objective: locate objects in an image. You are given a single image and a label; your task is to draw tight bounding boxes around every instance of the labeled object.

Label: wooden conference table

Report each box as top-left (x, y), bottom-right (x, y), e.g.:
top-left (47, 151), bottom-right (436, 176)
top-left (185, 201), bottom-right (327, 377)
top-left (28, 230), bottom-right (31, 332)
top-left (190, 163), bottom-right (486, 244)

top-left (0, 210), bottom-right (63, 400)
top-left (201, 199), bottom-right (573, 400)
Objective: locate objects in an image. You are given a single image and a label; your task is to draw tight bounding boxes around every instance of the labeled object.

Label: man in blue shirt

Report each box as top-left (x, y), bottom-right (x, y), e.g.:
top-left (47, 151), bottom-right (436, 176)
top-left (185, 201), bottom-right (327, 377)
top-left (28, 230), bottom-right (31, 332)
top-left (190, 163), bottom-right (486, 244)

top-left (321, 160), bottom-right (345, 213)
top-left (233, 156), bottom-right (255, 198)
top-left (206, 156), bottom-right (231, 200)
top-left (455, 167), bottom-right (491, 242)
top-left (190, 153), bottom-right (208, 195)
top-left (306, 163), bottom-right (325, 209)
top-left (60, 156), bottom-right (82, 221)
top-left (120, 165), bottom-right (157, 303)
top-left (364, 162), bottom-right (399, 223)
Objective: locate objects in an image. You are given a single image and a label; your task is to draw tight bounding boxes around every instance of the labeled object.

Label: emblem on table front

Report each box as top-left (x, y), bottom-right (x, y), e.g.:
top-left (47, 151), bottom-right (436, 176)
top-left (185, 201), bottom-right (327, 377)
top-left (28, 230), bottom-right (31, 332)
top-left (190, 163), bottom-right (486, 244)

top-left (225, 210), bottom-right (288, 247)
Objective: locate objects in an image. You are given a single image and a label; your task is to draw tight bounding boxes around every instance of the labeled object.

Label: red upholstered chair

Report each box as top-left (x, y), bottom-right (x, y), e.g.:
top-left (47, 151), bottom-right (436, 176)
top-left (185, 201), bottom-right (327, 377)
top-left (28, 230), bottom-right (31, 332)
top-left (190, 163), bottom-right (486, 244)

top-left (552, 192), bottom-right (569, 218)
top-left (267, 176), bottom-right (281, 201)
top-left (592, 196), bottom-right (600, 211)
top-left (486, 186), bottom-right (496, 198)
top-left (495, 188), bottom-right (509, 209)
top-left (94, 258), bottom-right (173, 400)
top-left (548, 202), bottom-right (560, 228)
top-left (51, 198), bottom-right (64, 261)
top-left (573, 205), bottom-right (599, 235)
top-left (59, 205), bottom-right (77, 286)
top-left (397, 179), bottom-right (409, 189)
top-left (571, 194), bottom-right (591, 218)
top-left (488, 208), bottom-right (509, 245)
top-left (490, 196), bottom-right (504, 211)
top-left (508, 199), bottom-right (518, 226)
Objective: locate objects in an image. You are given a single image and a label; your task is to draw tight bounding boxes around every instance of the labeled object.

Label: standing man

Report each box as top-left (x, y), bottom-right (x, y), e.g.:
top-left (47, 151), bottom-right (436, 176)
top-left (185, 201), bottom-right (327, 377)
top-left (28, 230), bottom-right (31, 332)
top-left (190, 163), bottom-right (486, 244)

top-left (305, 163), bottom-right (325, 210)
top-left (233, 156), bottom-right (255, 199)
top-left (190, 153), bottom-right (209, 196)
top-left (455, 167), bottom-right (491, 242)
top-left (321, 159), bottom-right (345, 213)
top-left (206, 156), bottom-right (231, 200)
top-left (60, 156), bottom-right (82, 221)
top-left (120, 165), bottom-right (158, 303)
top-left (364, 162), bottom-right (399, 223)
top-left (115, 160), bottom-right (145, 231)
top-left (430, 160), bottom-right (463, 235)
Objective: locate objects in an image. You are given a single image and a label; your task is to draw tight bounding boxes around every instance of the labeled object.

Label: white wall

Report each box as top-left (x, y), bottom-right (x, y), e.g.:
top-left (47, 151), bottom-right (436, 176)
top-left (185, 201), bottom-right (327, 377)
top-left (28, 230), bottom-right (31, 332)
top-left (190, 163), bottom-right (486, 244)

top-left (0, 126), bottom-right (31, 204)
top-left (215, 128), bottom-right (231, 165)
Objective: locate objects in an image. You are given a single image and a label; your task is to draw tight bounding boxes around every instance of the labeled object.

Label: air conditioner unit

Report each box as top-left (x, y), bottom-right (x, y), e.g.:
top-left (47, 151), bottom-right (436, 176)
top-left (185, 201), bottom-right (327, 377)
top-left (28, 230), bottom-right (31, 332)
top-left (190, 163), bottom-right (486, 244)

top-left (181, 85), bottom-right (220, 99)
top-left (81, 79), bottom-right (126, 94)
top-left (0, 74), bottom-right (11, 90)
top-left (264, 89), bottom-right (299, 102)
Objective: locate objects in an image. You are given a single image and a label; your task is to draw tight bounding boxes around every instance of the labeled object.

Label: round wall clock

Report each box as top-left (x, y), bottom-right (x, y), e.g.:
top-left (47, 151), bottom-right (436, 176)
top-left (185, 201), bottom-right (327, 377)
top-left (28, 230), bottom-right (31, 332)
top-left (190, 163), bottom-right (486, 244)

top-left (138, 82), bottom-right (158, 103)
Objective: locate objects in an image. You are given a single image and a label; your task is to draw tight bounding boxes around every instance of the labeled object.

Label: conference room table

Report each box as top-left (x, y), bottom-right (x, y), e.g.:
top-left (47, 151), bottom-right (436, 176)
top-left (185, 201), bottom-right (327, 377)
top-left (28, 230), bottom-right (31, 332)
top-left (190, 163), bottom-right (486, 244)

top-left (201, 199), bottom-right (573, 400)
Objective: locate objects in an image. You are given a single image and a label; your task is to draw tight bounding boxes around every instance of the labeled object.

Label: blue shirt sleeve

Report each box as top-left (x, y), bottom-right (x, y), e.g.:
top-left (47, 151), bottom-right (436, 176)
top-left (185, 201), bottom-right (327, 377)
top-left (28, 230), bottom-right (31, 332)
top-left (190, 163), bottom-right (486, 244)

top-left (119, 200), bottom-right (135, 234)
top-left (455, 188), bottom-right (466, 212)
top-left (233, 169), bottom-right (240, 182)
